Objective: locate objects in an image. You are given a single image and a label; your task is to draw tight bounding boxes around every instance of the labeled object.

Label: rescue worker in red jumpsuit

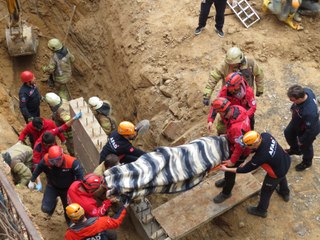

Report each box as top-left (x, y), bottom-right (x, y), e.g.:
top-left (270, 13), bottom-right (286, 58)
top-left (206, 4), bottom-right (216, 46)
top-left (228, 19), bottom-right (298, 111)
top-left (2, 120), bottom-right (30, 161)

top-left (65, 203), bottom-right (126, 240)
top-left (220, 131), bottom-right (291, 218)
top-left (207, 72), bottom-right (256, 135)
top-left (18, 117), bottom-right (65, 148)
top-left (32, 113), bottom-right (81, 169)
top-left (68, 173), bottom-right (118, 217)
top-left (209, 98), bottom-right (252, 203)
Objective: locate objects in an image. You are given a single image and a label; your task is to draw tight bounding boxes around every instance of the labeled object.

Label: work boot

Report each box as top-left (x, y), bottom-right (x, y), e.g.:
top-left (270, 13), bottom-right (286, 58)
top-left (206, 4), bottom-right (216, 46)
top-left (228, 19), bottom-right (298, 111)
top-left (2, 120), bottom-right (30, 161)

top-left (295, 161), bottom-right (312, 171)
top-left (215, 178), bottom-right (226, 188)
top-left (285, 148), bottom-right (302, 156)
top-left (275, 186), bottom-right (290, 202)
top-left (247, 206), bottom-right (267, 218)
top-left (262, 0), bottom-right (271, 13)
top-left (283, 14), bottom-right (303, 30)
top-left (213, 192), bottom-right (231, 203)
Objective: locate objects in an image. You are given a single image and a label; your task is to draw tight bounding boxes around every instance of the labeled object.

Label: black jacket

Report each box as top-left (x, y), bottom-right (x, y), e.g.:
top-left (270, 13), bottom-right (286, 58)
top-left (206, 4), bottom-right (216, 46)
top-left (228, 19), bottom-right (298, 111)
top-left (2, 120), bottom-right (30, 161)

top-left (19, 83), bottom-right (41, 121)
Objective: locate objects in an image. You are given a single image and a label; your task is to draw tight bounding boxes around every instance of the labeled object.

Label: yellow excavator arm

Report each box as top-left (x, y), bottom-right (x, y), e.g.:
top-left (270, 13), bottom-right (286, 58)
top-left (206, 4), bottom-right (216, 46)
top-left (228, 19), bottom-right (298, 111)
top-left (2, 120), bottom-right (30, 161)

top-left (6, 0), bottom-right (20, 26)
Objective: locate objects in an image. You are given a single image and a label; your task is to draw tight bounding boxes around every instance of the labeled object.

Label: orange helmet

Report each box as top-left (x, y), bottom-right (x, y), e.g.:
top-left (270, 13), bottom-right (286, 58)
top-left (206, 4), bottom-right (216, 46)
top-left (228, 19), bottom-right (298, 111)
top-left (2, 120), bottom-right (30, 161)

top-left (21, 71), bottom-right (35, 83)
top-left (82, 173), bottom-right (104, 192)
top-left (242, 131), bottom-right (262, 146)
top-left (226, 72), bottom-right (243, 93)
top-left (211, 97), bottom-right (231, 112)
top-left (118, 121), bottom-right (136, 135)
top-left (66, 203), bottom-right (85, 222)
top-left (48, 146), bottom-right (63, 166)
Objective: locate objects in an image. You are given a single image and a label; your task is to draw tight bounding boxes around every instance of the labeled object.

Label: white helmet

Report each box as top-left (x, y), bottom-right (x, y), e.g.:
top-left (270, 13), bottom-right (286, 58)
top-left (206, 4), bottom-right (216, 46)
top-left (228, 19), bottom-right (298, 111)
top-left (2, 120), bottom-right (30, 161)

top-left (48, 38), bottom-right (63, 51)
top-left (225, 47), bottom-right (244, 65)
top-left (88, 96), bottom-right (103, 110)
top-left (45, 92), bottom-right (61, 107)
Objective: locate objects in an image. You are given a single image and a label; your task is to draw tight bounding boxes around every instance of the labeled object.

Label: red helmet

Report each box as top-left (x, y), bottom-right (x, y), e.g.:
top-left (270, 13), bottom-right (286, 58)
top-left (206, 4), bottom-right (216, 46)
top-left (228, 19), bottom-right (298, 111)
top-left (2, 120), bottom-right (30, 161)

top-left (226, 72), bottom-right (243, 93)
top-left (82, 173), bottom-right (104, 192)
top-left (48, 146), bottom-right (63, 166)
top-left (211, 97), bottom-right (231, 112)
top-left (21, 71), bottom-right (35, 83)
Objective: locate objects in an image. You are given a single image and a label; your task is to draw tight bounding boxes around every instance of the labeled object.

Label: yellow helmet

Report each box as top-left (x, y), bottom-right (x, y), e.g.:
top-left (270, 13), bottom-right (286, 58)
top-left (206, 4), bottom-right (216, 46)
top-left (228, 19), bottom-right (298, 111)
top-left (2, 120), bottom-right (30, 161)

top-left (66, 203), bottom-right (85, 222)
top-left (118, 121), bottom-right (136, 136)
top-left (242, 131), bottom-right (261, 146)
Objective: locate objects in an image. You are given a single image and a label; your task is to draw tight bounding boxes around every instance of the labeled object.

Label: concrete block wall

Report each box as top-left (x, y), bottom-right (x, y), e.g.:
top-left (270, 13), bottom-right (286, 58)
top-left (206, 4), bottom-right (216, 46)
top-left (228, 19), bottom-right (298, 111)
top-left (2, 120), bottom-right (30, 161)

top-left (69, 97), bottom-right (108, 173)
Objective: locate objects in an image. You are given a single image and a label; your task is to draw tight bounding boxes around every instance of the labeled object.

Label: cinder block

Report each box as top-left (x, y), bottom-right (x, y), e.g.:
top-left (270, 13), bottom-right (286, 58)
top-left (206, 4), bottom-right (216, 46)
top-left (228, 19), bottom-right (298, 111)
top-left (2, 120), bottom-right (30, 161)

top-left (69, 97), bottom-right (108, 173)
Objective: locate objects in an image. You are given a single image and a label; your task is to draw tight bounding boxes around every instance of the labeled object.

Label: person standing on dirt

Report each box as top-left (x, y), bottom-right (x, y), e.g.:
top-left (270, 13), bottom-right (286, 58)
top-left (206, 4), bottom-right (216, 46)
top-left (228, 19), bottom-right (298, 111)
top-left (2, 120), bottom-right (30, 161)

top-left (284, 85), bottom-right (320, 171)
top-left (202, 47), bottom-right (264, 106)
top-left (88, 96), bottom-right (117, 136)
top-left (65, 203), bottom-right (127, 240)
top-left (45, 92), bottom-right (75, 155)
top-left (1, 142), bottom-right (33, 187)
top-left (99, 121), bottom-right (146, 164)
top-left (194, 0), bottom-right (227, 37)
top-left (42, 38), bottom-right (75, 100)
top-left (67, 173), bottom-right (119, 217)
top-left (32, 112), bottom-right (82, 169)
top-left (28, 145), bottom-right (84, 223)
top-left (19, 70), bottom-right (41, 123)
top-left (18, 117), bottom-right (65, 148)
top-left (209, 98), bottom-right (252, 203)
top-left (220, 131), bottom-right (291, 218)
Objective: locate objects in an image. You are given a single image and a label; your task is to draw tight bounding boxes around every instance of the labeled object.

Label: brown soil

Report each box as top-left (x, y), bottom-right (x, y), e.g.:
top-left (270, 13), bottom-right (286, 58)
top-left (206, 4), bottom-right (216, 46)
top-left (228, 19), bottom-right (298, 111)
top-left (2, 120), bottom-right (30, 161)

top-left (0, 0), bottom-right (320, 239)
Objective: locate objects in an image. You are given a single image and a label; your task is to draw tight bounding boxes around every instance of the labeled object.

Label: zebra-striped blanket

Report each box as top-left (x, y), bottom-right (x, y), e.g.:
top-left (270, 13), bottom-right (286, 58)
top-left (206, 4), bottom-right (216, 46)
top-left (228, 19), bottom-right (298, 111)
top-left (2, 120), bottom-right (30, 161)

top-left (104, 136), bottom-right (229, 199)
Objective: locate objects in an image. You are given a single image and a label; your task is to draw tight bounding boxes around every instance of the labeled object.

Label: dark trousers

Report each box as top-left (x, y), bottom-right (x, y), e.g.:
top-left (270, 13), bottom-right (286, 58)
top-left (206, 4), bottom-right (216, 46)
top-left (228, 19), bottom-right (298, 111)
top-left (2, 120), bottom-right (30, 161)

top-left (198, 0), bottom-right (227, 31)
top-left (258, 175), bottom-right (289, 212)
top-left (222, 158), bottom-right (244, 195)
top-left (42, 184), bottom-right (69, 222)
top-left (23, 109), bottom-right (40, 124)
top-left (284, 122), bottom-right (316, 165)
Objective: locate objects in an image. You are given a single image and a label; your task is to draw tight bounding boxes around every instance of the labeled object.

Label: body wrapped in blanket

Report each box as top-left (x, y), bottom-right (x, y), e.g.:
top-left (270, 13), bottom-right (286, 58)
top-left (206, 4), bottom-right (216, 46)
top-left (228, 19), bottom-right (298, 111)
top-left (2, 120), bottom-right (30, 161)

top-left (104, 136), bottom-right (230, 199)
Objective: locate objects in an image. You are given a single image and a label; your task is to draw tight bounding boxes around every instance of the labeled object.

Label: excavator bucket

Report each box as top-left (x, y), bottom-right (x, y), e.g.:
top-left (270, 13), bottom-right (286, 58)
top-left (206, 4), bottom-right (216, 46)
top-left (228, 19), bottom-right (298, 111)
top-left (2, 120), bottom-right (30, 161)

top-left (5, 22), bottom-right (38, 57)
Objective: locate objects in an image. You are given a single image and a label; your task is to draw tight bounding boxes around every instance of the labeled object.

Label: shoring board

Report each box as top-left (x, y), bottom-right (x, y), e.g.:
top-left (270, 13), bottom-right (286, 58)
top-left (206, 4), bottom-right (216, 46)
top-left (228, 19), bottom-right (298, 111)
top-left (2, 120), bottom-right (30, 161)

top-left (152, 173), bottom-right (261, 239)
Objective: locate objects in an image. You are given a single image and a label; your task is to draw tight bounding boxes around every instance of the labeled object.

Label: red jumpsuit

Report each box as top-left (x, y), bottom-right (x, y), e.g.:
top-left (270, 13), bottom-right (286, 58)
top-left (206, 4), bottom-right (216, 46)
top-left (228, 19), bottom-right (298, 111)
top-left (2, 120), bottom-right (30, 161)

top-left (64, 208), bottom-right (126, 240)
top-left (67, 181), bottom-right (112, 217)
top-left (32, 124), bottom-right (68, 166)
top-left (19, 118), bottom-right (65, 145)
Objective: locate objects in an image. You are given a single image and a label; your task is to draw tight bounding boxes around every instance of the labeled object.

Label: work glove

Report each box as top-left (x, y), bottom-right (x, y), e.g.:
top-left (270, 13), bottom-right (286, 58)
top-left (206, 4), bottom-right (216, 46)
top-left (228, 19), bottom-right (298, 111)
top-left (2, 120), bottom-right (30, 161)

top-left (28, 181), bottom-right (36, 189)
top-left (73, 112), bottom-right (82, 120)
top-left (35, 182), bottom-right (42, 191)
top-left (255, 91), bottom-right (263, 97)
top-left (203, 98), bottom-right (210, 106)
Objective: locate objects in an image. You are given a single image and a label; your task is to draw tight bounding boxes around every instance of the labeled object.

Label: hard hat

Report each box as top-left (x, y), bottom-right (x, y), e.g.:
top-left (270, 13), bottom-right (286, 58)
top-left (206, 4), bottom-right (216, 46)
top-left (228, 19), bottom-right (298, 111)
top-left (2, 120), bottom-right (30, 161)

top-left (45, 92), bottom-right (61, 107)
top-left (21, 71), bottom-right (35, 83)
top-left (225, 47), bottom-right (244, 65)
top-left (88, 96), bottom-right (103, 110)
top-left (48, 38), bottom-right (63, 51)
top-left (118, 121), bottom-right (136, 136)
top-left (66, 203), bottom-right (85, 222)
top-left (82, 173), bottom-right (104, 192)
top-left (242, 131), bottom-right (262, 146)
top-left (211, 97), bottom-right (231, 112)
top-left (226, 72), bottom-right (243, 93)
top-left (47, 146), bottom-right (63, 166)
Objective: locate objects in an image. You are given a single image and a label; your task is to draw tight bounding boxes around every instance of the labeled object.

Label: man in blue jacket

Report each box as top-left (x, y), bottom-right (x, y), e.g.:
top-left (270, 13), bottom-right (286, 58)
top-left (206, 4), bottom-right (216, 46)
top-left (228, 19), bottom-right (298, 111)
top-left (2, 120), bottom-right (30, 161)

top-left (284, 85), bottom-right (320, 171)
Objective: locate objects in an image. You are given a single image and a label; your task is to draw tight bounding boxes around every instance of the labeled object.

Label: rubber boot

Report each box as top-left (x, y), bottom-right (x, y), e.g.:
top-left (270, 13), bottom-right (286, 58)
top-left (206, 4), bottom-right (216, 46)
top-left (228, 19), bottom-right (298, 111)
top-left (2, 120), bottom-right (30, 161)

top-left (284, 13), bottom-right (304, 30)
top-left (262, 0), bottom-right (272, 13)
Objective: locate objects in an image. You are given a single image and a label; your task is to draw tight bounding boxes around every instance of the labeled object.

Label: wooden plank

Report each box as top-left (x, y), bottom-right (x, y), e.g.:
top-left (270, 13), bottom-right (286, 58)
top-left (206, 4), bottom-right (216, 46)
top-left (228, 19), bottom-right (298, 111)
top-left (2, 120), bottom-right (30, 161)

top-left (152, 173), bottom-right (261, 240)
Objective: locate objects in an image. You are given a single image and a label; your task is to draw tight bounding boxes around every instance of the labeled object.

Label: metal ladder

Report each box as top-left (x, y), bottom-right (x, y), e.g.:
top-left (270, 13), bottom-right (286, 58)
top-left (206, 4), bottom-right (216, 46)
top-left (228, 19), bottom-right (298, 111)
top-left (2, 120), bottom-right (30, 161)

top-left (227, 0), bottom-right (260, 28)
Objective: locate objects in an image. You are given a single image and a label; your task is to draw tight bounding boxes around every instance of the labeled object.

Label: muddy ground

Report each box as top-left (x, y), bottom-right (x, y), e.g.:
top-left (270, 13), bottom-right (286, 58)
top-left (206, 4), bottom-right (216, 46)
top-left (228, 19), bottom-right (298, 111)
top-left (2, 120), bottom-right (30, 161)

top-left (0, 0), bottom-right (320, 239)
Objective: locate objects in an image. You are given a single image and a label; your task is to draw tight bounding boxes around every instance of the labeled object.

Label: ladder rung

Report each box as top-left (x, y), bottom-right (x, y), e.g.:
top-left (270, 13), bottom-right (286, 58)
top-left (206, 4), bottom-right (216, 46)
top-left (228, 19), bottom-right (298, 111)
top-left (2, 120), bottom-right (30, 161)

top-left (243, 13), bottom-right (255, 22)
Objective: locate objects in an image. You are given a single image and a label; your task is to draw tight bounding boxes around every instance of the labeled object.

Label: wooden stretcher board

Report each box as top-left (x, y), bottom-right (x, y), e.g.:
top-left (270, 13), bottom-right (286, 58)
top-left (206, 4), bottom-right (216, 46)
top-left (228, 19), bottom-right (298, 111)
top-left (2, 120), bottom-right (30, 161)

top-left (152, 172), bottom-right (261, 239)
